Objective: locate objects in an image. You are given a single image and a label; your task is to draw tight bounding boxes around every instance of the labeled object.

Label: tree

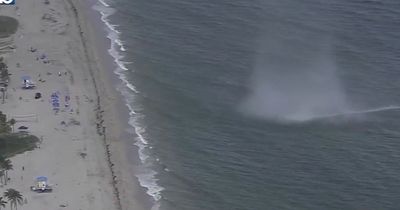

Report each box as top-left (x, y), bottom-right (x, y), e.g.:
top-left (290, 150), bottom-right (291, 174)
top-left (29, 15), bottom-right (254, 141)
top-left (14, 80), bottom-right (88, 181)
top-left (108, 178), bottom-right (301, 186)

top-left (0, 112), bottom-right (11, 133)
top-left (3, 189), bottom-right (23, 210)
top-left (0, 57), bottom-right (5, 70)
top-left (7, 119), bottom-right (15, 133)
top-left (0, 197), bottom-right (7, 210)
top-left (0, 170), bottom-right (4, 185)
top-left (0, 159), bottom-right (12, 185)
top-left (0, 57), bottom-right (8, 80)
top-left (0, 156), bottom-right (4, 184)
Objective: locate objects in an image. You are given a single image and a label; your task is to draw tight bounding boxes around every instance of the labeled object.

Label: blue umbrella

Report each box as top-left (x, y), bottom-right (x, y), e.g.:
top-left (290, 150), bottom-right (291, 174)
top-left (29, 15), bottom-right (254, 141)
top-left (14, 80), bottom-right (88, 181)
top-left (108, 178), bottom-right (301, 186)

top-left (36, 176), bottom-right (48, 182)
top-left (21, 76), bottom-right (31, 81)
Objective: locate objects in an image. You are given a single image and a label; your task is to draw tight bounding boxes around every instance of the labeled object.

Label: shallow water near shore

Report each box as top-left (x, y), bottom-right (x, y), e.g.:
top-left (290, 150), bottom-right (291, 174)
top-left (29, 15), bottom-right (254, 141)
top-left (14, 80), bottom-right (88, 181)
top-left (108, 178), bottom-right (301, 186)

top-left (92, 0), bottom-right (400, 209)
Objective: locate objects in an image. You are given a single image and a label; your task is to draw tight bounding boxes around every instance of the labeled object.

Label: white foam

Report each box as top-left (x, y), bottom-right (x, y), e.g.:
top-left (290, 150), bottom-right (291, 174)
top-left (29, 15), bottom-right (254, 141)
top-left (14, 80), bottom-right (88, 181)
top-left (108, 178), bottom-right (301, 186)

top-left (129, 117), bottom-right (149, 145)
top-left (114, 70), bottom-right (139, 92)
top-left (94, 5), bottom-right (120, 35)
top-left (98, 0), bottom-right (110, 7)
top-left (135, 165), bottom-right (164, 201)
top-left (115, 39), bottom-right (127, 51)
top-left (128, 103), bottom-right (164, 202)
top-left (92, 1), bottom-right (164, 207)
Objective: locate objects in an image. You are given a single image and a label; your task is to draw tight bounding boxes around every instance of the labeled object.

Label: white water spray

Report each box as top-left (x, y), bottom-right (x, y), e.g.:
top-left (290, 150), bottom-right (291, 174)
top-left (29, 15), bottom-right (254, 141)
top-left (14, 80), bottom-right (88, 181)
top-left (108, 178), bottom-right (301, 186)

top-left (240, 37), bottom-right (352, 122)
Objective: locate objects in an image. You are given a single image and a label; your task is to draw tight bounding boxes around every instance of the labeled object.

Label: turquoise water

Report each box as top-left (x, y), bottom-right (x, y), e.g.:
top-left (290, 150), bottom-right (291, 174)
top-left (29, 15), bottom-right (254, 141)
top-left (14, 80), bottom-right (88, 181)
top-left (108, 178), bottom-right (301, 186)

top-left (93, 0), bottom-right (400, 209)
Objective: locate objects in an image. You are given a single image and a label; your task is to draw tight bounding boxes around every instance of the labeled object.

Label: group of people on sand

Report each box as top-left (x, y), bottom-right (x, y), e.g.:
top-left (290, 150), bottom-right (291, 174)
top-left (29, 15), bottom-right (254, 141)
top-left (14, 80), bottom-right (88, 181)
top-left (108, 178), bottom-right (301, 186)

top-left (29, 46), bottom-right (51, 64)
top-left (24, 46), bottom-right (71, 113)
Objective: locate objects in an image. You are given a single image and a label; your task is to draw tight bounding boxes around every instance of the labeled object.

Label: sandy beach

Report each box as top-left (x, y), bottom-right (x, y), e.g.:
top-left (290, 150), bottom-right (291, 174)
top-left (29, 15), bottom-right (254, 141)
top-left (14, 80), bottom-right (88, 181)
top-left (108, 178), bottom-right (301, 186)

top-left (0, 0), bottom-right (147, 209)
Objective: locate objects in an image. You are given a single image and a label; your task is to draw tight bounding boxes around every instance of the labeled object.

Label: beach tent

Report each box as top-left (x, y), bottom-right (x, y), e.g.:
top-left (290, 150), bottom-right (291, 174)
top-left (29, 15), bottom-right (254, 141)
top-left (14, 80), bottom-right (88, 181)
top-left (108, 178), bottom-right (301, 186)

top-left (30, 176), bottom-right (52, 192)
top-left (21, 75), bottom-right (31, 82)
top-left (36, 176), bottom-right (47, 182)
top-left (21, 76), bottom-right (36, 89)
top-left (35, 176), bottom-right (48, 190)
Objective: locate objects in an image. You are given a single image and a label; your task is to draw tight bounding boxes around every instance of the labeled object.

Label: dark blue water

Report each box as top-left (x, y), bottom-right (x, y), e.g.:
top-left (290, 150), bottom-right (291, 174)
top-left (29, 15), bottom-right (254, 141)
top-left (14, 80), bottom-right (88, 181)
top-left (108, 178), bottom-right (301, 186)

top-left (95, 0), bottom-right (400, 209)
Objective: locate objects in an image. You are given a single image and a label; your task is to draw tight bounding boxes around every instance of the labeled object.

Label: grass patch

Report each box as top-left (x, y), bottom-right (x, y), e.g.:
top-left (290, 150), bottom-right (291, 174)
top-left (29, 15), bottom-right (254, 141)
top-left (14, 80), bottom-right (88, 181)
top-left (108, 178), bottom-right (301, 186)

top-left (0, 16), bottom-right (19, 38)
top-left (0, 133), bottom-right (39, 157)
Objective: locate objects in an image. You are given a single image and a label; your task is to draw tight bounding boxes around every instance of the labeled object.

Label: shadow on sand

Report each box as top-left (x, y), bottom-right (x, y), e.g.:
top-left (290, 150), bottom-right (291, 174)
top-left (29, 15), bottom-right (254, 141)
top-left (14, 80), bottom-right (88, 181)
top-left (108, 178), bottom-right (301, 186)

top-left (0, 15), bottom-right (18, 38)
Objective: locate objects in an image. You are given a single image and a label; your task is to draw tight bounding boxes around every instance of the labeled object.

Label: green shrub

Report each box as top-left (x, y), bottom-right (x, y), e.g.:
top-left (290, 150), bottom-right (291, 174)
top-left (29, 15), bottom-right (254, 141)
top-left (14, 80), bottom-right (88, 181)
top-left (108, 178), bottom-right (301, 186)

top-left (0, 133), bottom-right (39, 157)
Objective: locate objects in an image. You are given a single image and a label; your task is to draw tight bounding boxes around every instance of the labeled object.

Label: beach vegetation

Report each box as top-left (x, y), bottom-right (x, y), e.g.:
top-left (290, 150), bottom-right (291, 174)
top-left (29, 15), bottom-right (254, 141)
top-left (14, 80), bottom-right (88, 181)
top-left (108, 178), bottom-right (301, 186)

top-left (0, 57), bottom-right (9, 105)
top-left (0, 57), bottom-right (9, 100)
top-left (0, 197), bottom-right (7, 210)
top-left (0, 134), bottom-right (39, 158)
top-left (0, 111), bottom-right (39, 157)
top-left (0, 112), bottom-right (10, 133)
top-left (0, 170), bottom-right (4, 185)
top-left (3, 189), bottom-right (23, 210)
top-left (7, 119), bottom-right (15, 133)
top-left (0, 57), bottom-right (8, 82)
top-left (0, 158), bottom-right (12, 185)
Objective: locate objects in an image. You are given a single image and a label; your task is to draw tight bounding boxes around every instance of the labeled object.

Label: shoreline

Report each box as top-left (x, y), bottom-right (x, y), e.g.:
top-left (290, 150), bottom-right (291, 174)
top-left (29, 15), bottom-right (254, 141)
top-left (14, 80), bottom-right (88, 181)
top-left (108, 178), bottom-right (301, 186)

top-left (69, 0), bottom-right (153, 209)
top-left (64, 1), bottom-right (124, 209)
top-left (0, 0), bottom-right (151, 209)
top-left (86, 1), bottom-right (165, 205)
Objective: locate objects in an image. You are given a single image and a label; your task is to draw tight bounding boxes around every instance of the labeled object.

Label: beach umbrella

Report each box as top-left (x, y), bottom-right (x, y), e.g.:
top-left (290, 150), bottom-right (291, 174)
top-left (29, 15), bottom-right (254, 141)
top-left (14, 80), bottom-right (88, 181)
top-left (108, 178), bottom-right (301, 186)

top-left (36, 176), bottom-right (48, 182)
top-left (21, 76), bottom-right (31, 81)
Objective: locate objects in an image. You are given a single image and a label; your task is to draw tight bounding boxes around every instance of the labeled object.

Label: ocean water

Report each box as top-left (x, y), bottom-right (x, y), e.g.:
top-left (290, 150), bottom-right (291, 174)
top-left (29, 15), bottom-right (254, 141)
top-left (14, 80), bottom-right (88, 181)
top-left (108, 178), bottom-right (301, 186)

top-left (92, 0), bottom-right (400, 209)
